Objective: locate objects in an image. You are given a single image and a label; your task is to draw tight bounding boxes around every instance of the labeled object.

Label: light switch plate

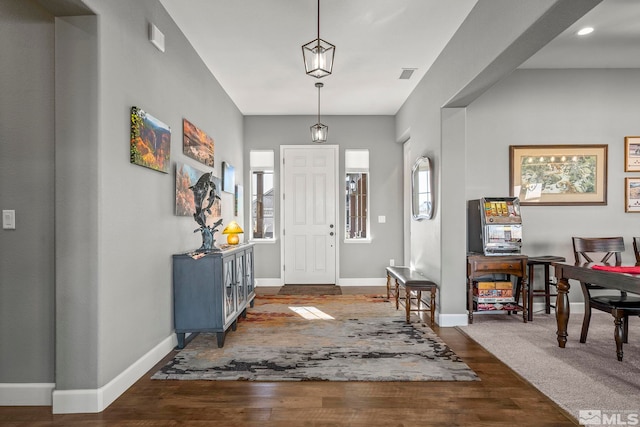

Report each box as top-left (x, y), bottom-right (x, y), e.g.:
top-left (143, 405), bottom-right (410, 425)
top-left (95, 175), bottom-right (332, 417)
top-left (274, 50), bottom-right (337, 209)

top-left (2, 210), bottom-right (15, 229)
top-left (378, 215), bottom-right (386, 223)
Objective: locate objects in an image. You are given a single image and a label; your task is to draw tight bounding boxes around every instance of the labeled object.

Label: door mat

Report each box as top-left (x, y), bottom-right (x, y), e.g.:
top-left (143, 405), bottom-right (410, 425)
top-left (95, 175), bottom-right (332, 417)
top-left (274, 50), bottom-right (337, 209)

top-left (277, 284), bottom-right (342, 295)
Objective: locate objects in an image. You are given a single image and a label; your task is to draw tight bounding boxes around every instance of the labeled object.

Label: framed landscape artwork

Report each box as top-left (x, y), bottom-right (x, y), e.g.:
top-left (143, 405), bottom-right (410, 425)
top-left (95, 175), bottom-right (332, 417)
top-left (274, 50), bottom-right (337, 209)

top-left (625, 177), bottom-right (640, 213)
top-left (175, 162), bottom-right (221, 219)
top-left (130, 106), bottom-right (171, 173)
top-left (625, 136), bottom-right (640, 172)
top-left (222, 161), bottom-right (235, 193)
top-left (509, 144), bottom-right (608, 206)
top-left (183, 118), bottom-right (214, 167)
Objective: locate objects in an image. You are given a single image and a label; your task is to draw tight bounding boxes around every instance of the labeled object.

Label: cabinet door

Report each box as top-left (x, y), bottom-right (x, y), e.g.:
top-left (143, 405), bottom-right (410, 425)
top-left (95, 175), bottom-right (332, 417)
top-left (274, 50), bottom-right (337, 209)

top-left (222, 255), bottom-right (237, 324)
top-left (245, 248), bottom-right (254, 296)
top-left (236, 251), bottom-right (247, 307)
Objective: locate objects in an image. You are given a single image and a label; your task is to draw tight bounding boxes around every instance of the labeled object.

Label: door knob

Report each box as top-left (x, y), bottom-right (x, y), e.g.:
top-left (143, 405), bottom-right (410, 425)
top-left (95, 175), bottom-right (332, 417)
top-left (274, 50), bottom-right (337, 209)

top-left (330, 232), bottom-right (334, 236)
top-left (330, 224), bottom-right (334, 228)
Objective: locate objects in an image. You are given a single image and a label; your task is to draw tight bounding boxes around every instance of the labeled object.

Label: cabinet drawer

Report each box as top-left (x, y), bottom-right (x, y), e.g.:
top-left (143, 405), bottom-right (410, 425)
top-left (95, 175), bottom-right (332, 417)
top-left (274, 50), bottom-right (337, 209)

top-left (471, 260), bottom-right (523, 274)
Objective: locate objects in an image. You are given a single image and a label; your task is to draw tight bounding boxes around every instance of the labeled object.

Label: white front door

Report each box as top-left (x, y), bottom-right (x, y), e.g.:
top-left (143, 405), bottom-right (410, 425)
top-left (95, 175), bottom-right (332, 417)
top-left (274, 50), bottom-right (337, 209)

top-left (282, 146), bottom-right (337, 284)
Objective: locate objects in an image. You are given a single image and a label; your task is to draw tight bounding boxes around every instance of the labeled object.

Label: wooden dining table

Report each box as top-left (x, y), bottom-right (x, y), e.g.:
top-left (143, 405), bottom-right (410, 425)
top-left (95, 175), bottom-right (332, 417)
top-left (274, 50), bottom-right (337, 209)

top-left (552, 262), bottom-right (640, 360)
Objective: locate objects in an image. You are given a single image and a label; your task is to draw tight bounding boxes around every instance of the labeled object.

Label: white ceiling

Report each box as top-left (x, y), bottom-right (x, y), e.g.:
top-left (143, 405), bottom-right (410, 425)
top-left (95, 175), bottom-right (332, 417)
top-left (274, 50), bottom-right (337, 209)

top-left (159, 0), bottom-right (640, 116)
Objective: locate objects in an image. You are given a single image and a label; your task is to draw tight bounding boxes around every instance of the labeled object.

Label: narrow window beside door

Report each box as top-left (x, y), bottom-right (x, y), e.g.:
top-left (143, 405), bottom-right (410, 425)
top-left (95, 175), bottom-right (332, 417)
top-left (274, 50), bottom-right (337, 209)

top-left (250, 150), bottom-right (275, 241)
top-left (345, 149), bottom-right (370, 242)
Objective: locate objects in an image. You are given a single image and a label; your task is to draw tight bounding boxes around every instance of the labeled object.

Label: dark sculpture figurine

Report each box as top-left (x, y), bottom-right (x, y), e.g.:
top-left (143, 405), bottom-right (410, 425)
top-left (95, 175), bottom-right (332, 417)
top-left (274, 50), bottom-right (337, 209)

top-left (189, 172), bottom-right (222, 252)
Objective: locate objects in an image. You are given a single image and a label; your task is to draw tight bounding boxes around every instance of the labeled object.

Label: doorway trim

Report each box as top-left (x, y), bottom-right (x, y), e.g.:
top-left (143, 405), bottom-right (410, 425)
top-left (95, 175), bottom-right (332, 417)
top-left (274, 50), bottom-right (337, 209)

top-left (279, 144), bottom-right (340, 285)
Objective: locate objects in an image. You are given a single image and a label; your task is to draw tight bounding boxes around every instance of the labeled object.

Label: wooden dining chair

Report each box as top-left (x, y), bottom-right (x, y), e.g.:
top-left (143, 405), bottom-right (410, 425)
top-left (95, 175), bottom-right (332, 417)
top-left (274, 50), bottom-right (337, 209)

top-left (633, 237), bottom-right (640, 266)
top-left (572, 237), bottom-right (640, 352)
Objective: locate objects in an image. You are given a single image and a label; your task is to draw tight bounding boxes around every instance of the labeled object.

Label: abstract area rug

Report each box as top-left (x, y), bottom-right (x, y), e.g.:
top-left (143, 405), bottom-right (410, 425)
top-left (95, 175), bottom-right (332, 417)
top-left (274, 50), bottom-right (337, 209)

top-left (152, 294), bottom-right (478, 382)
top-left (277, 284), bottom-right (342, 295)
top-left (459, 312), bottom-right (640, 421)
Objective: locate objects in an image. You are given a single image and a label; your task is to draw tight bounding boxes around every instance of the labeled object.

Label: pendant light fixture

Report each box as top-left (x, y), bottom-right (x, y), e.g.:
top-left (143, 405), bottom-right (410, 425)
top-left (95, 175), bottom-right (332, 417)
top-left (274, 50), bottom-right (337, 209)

top-left (310, 82), bottom-right (328, 143)
top-left (302, 0), bottom-right (335, 78)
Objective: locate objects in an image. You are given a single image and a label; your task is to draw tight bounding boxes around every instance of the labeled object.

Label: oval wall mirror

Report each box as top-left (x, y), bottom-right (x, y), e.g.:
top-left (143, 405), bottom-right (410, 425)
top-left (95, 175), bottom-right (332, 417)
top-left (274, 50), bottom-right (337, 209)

top-left (411, 156), bottom-right (433, 220)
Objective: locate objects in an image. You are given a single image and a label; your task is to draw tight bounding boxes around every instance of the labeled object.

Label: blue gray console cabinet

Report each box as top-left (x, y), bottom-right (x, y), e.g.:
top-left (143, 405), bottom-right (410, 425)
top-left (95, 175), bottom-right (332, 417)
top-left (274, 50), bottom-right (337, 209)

top-left (172, 243), bottom-right (255, 348)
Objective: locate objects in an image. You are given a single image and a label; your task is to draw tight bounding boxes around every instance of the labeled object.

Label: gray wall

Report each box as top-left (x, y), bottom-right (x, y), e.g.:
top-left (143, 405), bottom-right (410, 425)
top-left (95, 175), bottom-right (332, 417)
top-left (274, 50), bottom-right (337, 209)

top-left (395, 0), bottom-right (601, 321)
top-left (0, 0), bottom-right (55, 383)
top-left (244, 115), bottom-right (402, 281)
top-left (466, 68), bottom-right (640, 301)
top-left (77, 0), bottom-right (243, 387)
top-left (2, 0), bottom-right (244, 393)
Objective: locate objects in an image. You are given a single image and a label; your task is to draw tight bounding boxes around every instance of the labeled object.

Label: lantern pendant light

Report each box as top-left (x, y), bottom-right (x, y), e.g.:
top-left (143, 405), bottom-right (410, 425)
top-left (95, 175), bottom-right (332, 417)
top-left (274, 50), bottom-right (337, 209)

top-left (302, 0), bottom-right (335, 78)
top-left (310, 82), bottom-right (328, 143)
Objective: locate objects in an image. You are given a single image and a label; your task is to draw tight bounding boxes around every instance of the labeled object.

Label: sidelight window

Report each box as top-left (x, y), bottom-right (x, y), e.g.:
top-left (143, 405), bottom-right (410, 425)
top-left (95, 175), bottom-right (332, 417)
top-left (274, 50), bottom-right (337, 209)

top-left (250, 150), bottom-right (275, 241)
top-left (345, 149), bottom-right (370, 242)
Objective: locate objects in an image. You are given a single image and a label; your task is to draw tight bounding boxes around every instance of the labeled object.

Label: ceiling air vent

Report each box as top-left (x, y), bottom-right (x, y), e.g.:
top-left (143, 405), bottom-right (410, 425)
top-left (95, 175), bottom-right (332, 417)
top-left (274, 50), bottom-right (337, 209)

top-left (399, 68), bottom-right (416, 80)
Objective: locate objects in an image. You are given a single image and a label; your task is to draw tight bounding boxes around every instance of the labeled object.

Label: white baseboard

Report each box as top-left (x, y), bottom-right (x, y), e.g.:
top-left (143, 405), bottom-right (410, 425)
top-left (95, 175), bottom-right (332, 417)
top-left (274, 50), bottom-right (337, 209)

top-left (438, 313), bottom-right (468, 327)
top-left (337, 278), bottom-right (386, 286)
top-left (255, 278), bottom-right (282, 287)
top-left (52, 333), bottom-right (177, 414)
top-left (0, 383), bottom-right (55, 406)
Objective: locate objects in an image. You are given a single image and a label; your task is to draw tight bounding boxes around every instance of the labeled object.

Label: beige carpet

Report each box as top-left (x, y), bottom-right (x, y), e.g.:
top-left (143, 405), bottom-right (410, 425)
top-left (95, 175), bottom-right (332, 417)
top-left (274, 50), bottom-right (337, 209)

top-left (459, 311), bottom-right (640, 421)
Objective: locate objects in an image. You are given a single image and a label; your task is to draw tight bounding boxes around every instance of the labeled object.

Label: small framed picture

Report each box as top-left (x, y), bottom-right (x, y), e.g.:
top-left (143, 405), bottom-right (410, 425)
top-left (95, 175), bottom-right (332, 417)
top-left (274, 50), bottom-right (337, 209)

top-left (625, 177), bottom-right (640, 213)
top-left (222, 161), bottom-right (235, 193)
top-left (625, 136), bottom-right (640, 172)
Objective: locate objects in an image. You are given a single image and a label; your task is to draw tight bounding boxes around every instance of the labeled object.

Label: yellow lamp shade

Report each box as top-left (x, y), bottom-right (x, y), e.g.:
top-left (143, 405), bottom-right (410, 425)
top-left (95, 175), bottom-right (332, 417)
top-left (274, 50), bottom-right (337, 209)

top-left (222, 221), bottom-right (244, 245)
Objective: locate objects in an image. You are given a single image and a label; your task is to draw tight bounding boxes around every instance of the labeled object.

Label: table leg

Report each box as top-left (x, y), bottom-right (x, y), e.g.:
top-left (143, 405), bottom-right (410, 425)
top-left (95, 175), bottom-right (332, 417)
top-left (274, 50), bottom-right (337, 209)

top-left (527, 265), bottom-right (535, 321)
top-left (544, 264), bottom-right (552, 314)
top-left (522, 277), bottom-right (528, 323)
top-left (177, 332), bottom-right (186, 349)
top-left (395, 279), bottom-right (400, 310)
top-left (556, 277), bottom-right (570, 348)
top-left (386, 273), bottom-right (391, 299)
top-left (405, 287), bottom-right (411, 323)
top-left (430, 287), bottom-right (436, 325)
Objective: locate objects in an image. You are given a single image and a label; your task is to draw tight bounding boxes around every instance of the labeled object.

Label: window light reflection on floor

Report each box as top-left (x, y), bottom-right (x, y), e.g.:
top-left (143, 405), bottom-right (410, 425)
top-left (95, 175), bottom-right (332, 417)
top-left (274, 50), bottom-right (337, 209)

top-left (288, 306), bottom-right (334, 320)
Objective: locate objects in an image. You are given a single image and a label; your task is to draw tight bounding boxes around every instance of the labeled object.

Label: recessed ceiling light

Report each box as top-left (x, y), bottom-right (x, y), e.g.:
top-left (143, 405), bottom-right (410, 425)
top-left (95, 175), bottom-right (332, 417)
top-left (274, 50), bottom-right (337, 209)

top-left (577, 27), bottom-right (594, 36)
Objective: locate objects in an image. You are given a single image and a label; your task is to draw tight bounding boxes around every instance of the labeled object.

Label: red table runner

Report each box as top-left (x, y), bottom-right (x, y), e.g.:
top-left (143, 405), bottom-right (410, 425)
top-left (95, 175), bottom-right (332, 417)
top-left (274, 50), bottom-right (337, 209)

top-left (591, 265), bottom-right (640, 274)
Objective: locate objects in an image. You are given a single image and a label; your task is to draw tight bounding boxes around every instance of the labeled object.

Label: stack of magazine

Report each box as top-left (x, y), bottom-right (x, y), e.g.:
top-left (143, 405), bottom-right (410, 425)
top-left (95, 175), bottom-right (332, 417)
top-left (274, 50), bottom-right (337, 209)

top-left (473, 281), bottom-right (518, 311)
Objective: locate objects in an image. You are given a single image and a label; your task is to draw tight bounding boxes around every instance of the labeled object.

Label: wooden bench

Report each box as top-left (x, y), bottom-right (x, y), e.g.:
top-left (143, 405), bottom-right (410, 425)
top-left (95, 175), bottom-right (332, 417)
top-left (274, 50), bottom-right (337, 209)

top-left (386, 266), bottom-right (437, 325)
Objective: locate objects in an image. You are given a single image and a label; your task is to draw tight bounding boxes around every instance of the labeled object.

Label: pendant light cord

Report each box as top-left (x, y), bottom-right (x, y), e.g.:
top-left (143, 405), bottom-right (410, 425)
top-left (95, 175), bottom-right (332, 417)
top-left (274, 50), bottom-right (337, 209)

top-left (316, 82), bottom-right (323, 123)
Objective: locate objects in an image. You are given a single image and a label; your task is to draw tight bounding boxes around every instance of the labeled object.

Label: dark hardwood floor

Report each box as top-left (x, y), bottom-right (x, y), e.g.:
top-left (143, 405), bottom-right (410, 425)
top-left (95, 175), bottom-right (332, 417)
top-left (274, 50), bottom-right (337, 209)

top-left (0, 288), bottom-right (577, 426)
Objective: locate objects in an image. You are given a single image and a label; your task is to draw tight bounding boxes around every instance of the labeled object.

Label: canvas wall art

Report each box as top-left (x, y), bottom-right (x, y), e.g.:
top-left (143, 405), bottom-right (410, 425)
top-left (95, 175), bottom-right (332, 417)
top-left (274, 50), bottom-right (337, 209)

top-left (175, 162), bottom-right (221, 219)
top-left (130, 106), bottom-right (171, 173)
top-left (183, 118), bottom-right (214, 167)
top-left (222, 161), bottom-right (235, 193)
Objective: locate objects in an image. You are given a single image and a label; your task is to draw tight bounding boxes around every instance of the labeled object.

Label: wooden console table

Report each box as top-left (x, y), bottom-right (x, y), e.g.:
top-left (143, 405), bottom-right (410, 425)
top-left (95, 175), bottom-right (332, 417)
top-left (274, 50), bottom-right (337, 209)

top-left (467, 254), bottom-right (528, 324)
